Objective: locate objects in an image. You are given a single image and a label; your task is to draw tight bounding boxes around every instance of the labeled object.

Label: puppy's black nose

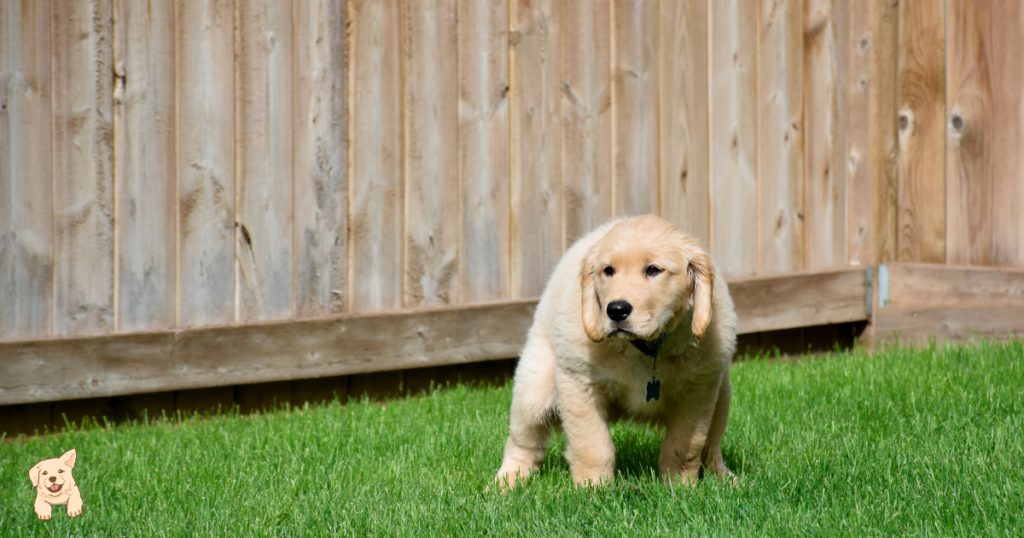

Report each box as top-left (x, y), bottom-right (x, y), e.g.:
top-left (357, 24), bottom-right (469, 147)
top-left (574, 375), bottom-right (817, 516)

top-left (49, 476), bottom-right (57, 483)
top-left (607, 301), bottom-right (632, 321)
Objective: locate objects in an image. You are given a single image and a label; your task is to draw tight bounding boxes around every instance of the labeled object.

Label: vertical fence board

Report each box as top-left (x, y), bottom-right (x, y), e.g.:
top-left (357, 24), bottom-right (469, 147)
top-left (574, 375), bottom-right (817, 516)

top-left (612, 0), bottom-right (659, 217)
top-left (0, 0), bottom-right (53, 340)
top-left (988, 3), bottom-right (1024, 267)
top-left (403, 0), bottom-right (459, 307)
top-left (510, 0), bottom-right (562, 298)
top-left (870, 0), bottom-right (899, 265)
top-left (758, 0), bottom-right (804, 275)
top-left (177, 0), bottom-right (236, 327)
top-left (52, 0), bottom-right (115, 336)
top-left (709, 0), bottom-right (758, 278)
top-left (946, 1), bottom-right (1024, 267)
top-left (562, 0), bottom-right (612, 245)
top-left (660, 0), bottom-right (708, 243)
top-left (114, 0), bottom-right (176, 332)
top-left (349, 0), bottom-right (403, 312)
top-left (293, 0), bottom-right (349, 317)
top-left (846, 0), bottom-right (871, 266)
top-left (896, 1), bottom-right (945, 263)
top-left (235, 0), bottom-right (294, 321)
top-left (457, 0), bottom-right (510, 304)
top-left (804, 0), bottom-right (848, 270)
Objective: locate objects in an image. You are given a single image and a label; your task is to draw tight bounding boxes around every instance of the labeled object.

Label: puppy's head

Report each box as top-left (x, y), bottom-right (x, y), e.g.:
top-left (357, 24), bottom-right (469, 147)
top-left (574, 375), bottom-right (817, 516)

top-left (580, 215), bottom-right (713, 344)
top-left (30, 449), bottom-right (77, 498)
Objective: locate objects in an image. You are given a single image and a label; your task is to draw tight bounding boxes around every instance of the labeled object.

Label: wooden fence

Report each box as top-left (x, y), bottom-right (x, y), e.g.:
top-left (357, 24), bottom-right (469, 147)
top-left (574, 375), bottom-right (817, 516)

top-left (1, 0), bottom-right (1023, 407)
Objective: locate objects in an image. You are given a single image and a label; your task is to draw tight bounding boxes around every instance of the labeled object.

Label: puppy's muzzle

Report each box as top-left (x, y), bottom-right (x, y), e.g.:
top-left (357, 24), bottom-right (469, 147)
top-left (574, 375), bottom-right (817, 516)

top-left (606, 300), bottom-right (632, 321)
top-left (46, 477), bottom-right (63, 493)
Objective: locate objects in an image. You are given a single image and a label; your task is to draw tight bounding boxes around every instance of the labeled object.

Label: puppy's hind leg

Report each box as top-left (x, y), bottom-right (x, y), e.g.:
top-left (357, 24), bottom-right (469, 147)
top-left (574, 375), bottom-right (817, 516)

top-left (494, 329), bottom-right (558, 489)
top-left (701, 370), bottom-right (735, 482)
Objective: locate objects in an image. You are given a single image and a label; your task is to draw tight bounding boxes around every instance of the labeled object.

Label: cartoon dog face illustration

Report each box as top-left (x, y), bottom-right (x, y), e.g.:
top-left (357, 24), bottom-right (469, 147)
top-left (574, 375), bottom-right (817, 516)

top-left (29, 449), bottom-right (83, 520)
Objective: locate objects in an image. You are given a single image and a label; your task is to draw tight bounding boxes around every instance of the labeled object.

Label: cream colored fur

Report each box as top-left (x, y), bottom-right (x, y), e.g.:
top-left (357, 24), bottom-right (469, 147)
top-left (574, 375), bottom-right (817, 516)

top-left (495, 215), bottom-right (738, 487)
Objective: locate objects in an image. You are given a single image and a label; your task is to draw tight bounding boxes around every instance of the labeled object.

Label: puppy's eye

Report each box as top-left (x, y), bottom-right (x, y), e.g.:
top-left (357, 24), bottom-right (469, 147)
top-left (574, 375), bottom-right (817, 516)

top-left (645, 265), bottom-right (663, 277)
top-left (58, 469), bottom-right (64, 473)
top-left (42, 471), bottom-right (47, 475)
top-left (603, 266), bottom-right (615, 277)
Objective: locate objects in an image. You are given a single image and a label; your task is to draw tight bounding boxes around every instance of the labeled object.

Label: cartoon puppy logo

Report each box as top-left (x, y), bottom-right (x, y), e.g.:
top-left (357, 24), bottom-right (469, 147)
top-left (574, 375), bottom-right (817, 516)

top-left (29, 449), bottom-right (83, 520)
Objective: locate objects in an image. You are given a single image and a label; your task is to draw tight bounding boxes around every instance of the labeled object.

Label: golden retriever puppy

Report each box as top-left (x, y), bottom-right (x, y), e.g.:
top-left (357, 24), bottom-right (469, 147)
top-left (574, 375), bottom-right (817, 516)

top-left (30, 448), bottom-right (83, 519)
top-left (495, 215), bottom-right (737, 487)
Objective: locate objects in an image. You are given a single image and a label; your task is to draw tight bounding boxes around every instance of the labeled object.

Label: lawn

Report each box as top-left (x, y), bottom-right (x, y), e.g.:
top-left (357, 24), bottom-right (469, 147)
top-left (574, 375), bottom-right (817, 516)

top-left (1, 340), bottom-right (1022, 536)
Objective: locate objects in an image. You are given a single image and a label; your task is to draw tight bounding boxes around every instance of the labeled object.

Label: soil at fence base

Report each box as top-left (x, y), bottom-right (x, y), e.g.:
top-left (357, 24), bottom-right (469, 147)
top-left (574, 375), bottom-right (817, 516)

top-left (1, 323), bottom-right (863, 440)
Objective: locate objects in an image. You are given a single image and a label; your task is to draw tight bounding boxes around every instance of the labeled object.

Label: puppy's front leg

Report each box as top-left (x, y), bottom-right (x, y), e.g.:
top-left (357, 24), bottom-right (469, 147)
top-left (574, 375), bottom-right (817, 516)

top-left (557, 371), bottom-right (615, 486)
top-left (34, 498), bottom-right (52, 520)
top-left (659, 376), bottom-right (723, 485)
top-left (67, 488), bottom-right (83, 517)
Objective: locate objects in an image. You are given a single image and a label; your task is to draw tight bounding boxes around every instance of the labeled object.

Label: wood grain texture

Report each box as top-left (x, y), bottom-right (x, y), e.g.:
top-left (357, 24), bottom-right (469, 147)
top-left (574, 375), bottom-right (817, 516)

top-left (846, 0), bottom-right (899, 267)
top-left (0, 0), bottom-right (53, 340)
top-left (52, 0), bottom-right (115, 336)
top-left (729, 268), bottom-right (868, 333)
top-left (561, 0), bottom-right (612, 245)
top-left (457, 0), bottom-right (510, 303)
top-left (709, 0), bottom-right (758, 278)
top-left (896, 0), bottom-right (945, 263)
top-left (235, 0), bottom-right (294, 322)
top-left (349, 0), bottom-right (403, 312)
top-left (659, 0), bottom-right (708, 243)
top-left (176, 0), bottom-right (236, 327)
top-left (875, 306), bottom-right (1024, 345)
top-left (611, 0), bottom-right (659, 217)
top-left (113, 0), bottom-right (176, 332)
top-left (758, 0), bottom-right (804, 275)
top-left (0, 301), bottom-right (539, 405)
top-left (510, 0), bottom-right (562, 298)
top-left (403, 0), bottom-right (459, 307)
top-left (845, 0), bottom-right (870, 266)
top-left (803, 0), bottom-right (848, 270)
top-left (946, 1), bottom-right (1024, 267)
top-left (293, 0), bottom-right (349, 317)
top-left (884, 263), bottom-right (1024, 309)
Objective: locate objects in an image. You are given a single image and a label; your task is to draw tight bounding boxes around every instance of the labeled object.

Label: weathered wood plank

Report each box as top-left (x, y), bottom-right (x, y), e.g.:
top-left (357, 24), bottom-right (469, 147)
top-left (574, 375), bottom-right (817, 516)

top-left (52, 0), bottom-right (115, 336)
top-left (113, 0), bottom-right (176, 332)
top-left (659, 0), bottom-right (708, 244)
top-left (403, 0), bottom-right (459, 307)
top-left (946, 1), bottom-right (1024, 267)
top-left (177, 0), bottom-right (236, 327)
top-left (457, 0), bottom-right (510, 303)
top-left (803, 0), bottom-right (848, 270)
top-left (0, 301), bottom-right (539, 405)
top-left (561, 0), bottom-right (612, 245)
top-left (868, 0), bottom-right (900, 266)
top-left (611, 0), bottom-right (659, 217)
top-left (235, 0), bottom-right (294, 322)
top-left (709, 0), bottom-right (758, 278)
top-left (510, 0), bottom-right (562, 298)
top-left (757, 0), bottom-right (804, 275)
top-left (729, 268), bottom-right (868, 334)
top-left (293, 0), bottom-right (349, 317)
top-left (876, 306), bottom-right (1024, 345)
top-left (349, 0), bottom-right (403, 312)
top-left (884, 263), bottom-right (1024, 309)
top-left (845, 0), bottom-right (871, 266)
top-left (896, 0), bottom-right (945, 263)
top-left (0, 0), bottom-right (53, 341)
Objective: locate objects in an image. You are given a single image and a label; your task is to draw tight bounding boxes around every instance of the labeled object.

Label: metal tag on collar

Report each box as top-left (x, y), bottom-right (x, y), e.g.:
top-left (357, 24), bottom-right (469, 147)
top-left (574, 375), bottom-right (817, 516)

top-left (631, 333), bottom-right (667, 402)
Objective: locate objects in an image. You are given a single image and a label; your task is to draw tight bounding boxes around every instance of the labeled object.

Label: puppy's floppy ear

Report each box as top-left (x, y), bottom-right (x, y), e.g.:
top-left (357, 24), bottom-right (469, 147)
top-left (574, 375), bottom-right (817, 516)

top-left (687, 250), bottom-right (714, 342)
top-left (30, 463), bottom-right (42, 487)
top-left (61, 449), bottom-right (77, 468)
top-left (580, 248), bottom-right (605, 342)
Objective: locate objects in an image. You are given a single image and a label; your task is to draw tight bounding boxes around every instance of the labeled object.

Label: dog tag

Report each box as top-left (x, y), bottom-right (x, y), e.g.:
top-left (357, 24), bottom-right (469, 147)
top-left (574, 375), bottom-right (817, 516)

top-left (646, 378), bottom-right (661, 402)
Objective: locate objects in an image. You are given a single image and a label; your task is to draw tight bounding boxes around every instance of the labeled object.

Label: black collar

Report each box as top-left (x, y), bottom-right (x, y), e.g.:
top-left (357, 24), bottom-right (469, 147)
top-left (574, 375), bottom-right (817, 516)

top-left (628, 331), bottom-right (669, 359)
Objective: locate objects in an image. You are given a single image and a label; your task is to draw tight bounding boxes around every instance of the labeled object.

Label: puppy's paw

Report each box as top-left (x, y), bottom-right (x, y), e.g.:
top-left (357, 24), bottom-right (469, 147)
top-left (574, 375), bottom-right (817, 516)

top-left (36, 510), bottom-right (51, 520)
top-left (67, 506), bottom-right (82, 518)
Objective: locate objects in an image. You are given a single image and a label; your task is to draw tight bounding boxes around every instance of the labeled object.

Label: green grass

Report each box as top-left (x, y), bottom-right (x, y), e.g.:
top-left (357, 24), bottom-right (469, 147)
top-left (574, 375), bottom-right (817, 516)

top-left (2, 340), bottom-right (1023, 537)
